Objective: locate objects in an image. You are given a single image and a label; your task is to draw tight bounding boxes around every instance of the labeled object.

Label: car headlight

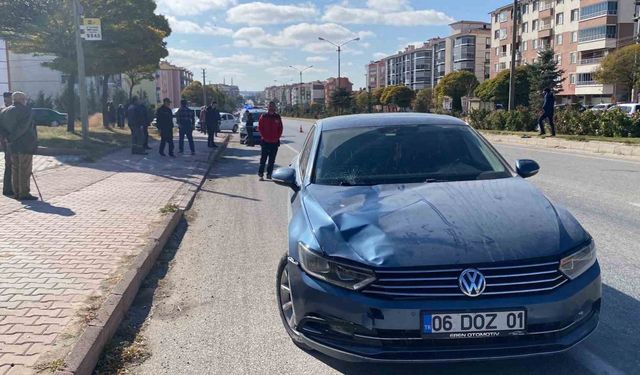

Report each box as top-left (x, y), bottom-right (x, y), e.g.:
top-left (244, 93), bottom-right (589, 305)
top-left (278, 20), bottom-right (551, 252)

top-left (559, 241), bottom-right (597, 280)
top-left (298, 243), bottom-right (376, 290)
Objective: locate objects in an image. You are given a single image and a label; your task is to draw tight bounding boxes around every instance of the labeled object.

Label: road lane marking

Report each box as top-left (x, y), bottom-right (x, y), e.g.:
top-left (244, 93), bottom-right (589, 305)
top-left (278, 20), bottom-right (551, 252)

top-left (284, 144), bottom-right (299, 154)
top-left (630, 202), bottom-right (640, 208)
top-left (496, 144), bottom-right (640, 165)
top-left (570, 348), bottom-right (627, 375)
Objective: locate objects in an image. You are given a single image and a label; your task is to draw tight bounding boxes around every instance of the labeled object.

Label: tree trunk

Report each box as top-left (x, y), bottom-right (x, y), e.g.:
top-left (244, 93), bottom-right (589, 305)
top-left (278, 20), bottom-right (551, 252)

top-left (102, 75), bottom-right (109, 127)
top-left (66, 74), bottom-right (76, 133)
top-left (128, 76), bottom-right (135, 101)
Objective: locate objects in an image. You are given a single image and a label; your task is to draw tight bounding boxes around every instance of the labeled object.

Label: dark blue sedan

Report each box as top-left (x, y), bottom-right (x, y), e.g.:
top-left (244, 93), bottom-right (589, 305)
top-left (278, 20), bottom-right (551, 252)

top-left (272, 113), bottom-right (600, 362)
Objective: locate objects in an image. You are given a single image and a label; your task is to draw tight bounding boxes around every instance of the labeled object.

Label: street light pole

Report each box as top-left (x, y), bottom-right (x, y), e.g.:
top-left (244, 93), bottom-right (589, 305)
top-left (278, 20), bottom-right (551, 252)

top-left (508, 0), bottom-right (519, 111)
top-left (318, 37), bottom-right (360, 91)
top-left (72, 0), bottom-right (89, 141)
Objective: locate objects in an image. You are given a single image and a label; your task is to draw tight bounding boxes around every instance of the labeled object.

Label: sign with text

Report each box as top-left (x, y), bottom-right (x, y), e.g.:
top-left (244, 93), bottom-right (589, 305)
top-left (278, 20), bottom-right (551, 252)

top-left (81, 18), bottom-right (102, 41)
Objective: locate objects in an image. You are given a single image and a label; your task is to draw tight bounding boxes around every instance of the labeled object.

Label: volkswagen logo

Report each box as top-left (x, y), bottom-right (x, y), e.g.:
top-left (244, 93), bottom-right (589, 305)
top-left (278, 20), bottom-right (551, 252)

top-left (459, 269), bottom-right (486, 297)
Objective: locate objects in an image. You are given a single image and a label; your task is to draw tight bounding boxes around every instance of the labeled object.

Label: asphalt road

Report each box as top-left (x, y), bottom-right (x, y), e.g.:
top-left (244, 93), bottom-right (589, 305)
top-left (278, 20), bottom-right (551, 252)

top-left (130, 119), bottom-right (640, 375)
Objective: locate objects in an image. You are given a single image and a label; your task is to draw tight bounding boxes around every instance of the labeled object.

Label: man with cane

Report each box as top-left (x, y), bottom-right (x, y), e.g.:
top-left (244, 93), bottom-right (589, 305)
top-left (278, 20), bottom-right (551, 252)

top-left (1, 92), bottom-right (14, 197)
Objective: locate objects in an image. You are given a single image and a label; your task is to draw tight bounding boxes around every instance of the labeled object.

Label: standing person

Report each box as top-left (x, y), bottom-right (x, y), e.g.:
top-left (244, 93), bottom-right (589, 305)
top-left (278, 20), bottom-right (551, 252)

top-left (257, 102), bottom-right (283, 181)
top-left (107, 101), bottom-right (116, 126)
top-left (117, 104), bottom-right (126, 128)
top-left (156, 98), bottom-right (175, 157)
top-left (1, 92), bottom-right (14, 197)
top-left (141, 103), bottom-right (152, 150)
top-left (199, 106), bottom-right (207, 134)
top-left (245, 111), bottom-right (255, 147)
top-left (0, 92), bottom-right (38, 200)
top-left (127, 97), bottom-right (146, 155)
top-left (176, 99), bottom-right (196, 155)
top-left (204, 101), bottom-right (220, 148)
top-left (538, 88), bottom-right (556, 137)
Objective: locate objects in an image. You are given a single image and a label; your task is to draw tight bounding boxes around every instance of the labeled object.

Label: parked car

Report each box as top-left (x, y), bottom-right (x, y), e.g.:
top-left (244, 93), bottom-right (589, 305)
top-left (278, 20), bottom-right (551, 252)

top-left (590, 103), bottom-right (614, 112)
top-left (219, 112), bottom-right (238, 133)
top-left (272, 113), bottom-right (600, 362)
top-left (609, 103), bottom-right (640, 115)
top-left (554, 103), bottom-right (587, 112)
top-left (239, 108), bottom-right (267, 145)
top-left (31, 108), bottom-right (67, 127)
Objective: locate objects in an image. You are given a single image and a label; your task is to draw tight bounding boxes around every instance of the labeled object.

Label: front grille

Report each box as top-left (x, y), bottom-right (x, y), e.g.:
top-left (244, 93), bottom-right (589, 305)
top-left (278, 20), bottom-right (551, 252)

top-left (363, 261), bottom-right (567, 299)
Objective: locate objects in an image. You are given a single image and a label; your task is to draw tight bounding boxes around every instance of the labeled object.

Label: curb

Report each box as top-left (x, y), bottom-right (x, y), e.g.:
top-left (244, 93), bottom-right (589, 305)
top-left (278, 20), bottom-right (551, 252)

top-left (53, 139), bottom-right (229, 375)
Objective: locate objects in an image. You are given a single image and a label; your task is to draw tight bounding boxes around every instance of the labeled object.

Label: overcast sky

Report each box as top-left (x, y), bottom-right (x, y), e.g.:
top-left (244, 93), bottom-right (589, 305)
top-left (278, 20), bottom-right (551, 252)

top-left (156, 0), bottom-right (507, 91)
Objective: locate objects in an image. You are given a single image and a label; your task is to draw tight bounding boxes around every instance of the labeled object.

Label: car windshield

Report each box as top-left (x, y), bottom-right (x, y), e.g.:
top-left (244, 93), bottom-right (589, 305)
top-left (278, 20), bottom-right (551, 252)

top-left (313, 124), bottom-right (511, 186)
top-left (616, 106), bottom-right (632, 114)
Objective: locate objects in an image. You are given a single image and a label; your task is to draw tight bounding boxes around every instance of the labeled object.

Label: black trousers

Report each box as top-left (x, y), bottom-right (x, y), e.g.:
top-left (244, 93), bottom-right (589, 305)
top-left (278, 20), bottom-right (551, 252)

top-left (538, 112), bottom-right (556, 135)
top-left (259, 142), bottom-right (279, 177)
top-left (130, 125), bottom-right (144, 153)
top-left (2, 141), bottom-right (12, 195)
top-left (159, 128), bottom-right (174, 155)
top-left (142, 125), bottom-right (150, 148)
top-left (246, 126), bottom-right (254, 146)
top-left (207, 126), bottom-right (216, 147)
top-left (179, 127), bottom-right (195, 153)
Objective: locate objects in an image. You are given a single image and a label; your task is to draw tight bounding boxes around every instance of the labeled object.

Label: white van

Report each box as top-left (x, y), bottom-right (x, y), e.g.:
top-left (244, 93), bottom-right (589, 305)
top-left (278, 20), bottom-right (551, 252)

top-left (609, 103), bottom-right (640, 116)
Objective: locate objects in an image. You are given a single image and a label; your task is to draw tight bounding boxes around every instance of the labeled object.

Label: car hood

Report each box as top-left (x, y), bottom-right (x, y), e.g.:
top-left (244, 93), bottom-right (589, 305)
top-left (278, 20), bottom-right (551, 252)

top-left (303, 178), bottom-right (589, 268)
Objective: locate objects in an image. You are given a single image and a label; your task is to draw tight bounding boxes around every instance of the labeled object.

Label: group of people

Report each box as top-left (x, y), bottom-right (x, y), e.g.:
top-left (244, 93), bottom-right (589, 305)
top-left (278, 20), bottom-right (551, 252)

top-left (0, 92), bottom-right (38, 201)
top-left (106, 101), bottom-right (126, 128)
top-left (152, 98), bottom-right (223, 157)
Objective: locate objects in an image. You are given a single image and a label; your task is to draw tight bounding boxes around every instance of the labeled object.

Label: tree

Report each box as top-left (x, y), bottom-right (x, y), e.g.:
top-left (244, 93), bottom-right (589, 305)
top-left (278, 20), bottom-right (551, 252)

top-left (413, 88), bottom-right (433, 112)
top-left (33, 91), bottom-right (54, 109)
top-left (0, 0), bottom-right (170, 131)
top-left (380, 85), bottom-right (415, 110)
top-left (181, 81), bottom-right (214, 107)
top-left (123, 65), bottom-right (157, 101)
top-left (528, 48), bottom-right (565, 109)
top-left (475, 65), bottom-right (532, 107)
top-left (330, 88), bottom-right (353, 112)
top-left (594, 44), bottom-right (640, 102)
top-left (435, 71), bottom-right (479, 112)
top-left (355, 90), bottom-right (375, 113)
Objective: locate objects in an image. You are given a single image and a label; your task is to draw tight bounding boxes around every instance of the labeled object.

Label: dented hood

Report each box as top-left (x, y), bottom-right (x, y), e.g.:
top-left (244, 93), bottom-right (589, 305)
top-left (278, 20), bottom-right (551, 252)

top-left (303, 178), bottom-right (589, 268)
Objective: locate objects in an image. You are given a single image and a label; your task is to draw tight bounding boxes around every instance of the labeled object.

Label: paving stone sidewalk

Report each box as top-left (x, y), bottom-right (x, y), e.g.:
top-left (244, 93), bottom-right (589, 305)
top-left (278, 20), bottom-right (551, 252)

top-left (0, 133), bottom-right (222, 374)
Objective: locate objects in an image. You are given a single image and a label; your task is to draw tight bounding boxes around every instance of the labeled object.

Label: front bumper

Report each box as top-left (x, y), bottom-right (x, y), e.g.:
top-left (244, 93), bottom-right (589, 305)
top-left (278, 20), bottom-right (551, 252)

top-left (288, 261), bottom-right (601, 362)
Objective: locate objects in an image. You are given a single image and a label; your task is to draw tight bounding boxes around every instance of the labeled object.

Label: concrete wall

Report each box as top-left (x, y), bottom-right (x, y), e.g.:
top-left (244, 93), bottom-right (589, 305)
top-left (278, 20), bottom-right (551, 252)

top-left (7, 51), bottom-right (64, 100)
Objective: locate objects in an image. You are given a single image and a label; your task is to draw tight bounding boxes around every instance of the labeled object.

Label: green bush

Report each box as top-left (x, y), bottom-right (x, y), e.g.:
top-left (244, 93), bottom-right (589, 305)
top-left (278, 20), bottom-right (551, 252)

top-left (468, 109), bottom-right (491, 129)
top-left (598, 109), bottom-right (632, 137)
top-left (487, 110), bottom-right (507, 130)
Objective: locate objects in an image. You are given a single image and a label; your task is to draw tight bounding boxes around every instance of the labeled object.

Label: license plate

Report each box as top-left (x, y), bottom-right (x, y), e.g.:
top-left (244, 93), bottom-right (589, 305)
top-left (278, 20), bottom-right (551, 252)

top-left (422, 310), bottom-right (526, 338)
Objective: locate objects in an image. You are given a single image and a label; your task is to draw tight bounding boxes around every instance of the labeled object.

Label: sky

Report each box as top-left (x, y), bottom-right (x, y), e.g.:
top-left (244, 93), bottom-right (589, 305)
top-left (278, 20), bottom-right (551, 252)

top-left (155, 0), bottom-right (508, 92)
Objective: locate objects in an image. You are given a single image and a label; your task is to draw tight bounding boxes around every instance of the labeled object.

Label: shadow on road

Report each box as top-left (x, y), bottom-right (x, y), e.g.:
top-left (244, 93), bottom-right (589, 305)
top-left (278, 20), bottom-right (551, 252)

top-left (22, 200), bottom-right (75, 216)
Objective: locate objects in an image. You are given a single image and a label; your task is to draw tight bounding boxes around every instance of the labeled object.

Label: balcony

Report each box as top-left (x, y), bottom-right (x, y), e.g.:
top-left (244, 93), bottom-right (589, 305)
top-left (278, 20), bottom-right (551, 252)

top-left (579, 57), bottom-right (604, 65)
top-left (576, 80), bottom-right (596, 86)
top-left (539, 2), bottom-right (554, 18)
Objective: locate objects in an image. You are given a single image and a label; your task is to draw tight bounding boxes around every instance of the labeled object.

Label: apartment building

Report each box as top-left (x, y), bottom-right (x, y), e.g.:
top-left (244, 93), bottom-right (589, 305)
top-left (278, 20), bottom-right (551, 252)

top-left (291, 81), bottom-right (325, 106)
top-left (490, 0), bottom-right (636, 104)
top-left (155, 61), bottom-right (193, 106)
top-left (324, 77), bottom-right (354, 106)
top-left (368, 21), bottom-right (491, 92)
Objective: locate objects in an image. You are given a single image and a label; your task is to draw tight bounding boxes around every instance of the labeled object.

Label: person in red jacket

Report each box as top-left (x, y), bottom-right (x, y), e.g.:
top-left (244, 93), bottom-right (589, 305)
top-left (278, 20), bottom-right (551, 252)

top-left (257, 101), bottom-right (283, 180)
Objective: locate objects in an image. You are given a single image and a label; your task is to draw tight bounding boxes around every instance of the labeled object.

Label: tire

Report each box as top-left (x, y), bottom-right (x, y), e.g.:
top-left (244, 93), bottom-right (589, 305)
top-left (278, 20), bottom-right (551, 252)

top-left (276, 254), bottom-right (312, 351)
top-left (232, 125), bottom-right (238, 133)
top-left (51, 120), bottom-right (59, 127)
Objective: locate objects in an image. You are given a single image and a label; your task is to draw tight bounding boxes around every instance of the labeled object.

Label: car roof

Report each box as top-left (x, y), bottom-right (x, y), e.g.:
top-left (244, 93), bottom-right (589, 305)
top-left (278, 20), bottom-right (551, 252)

top-left (317, 113), bottom-right (468, 131)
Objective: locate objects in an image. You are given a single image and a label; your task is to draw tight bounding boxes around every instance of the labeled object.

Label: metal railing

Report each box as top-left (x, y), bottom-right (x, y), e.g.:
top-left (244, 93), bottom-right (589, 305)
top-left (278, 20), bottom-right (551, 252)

top-left (576, 80), bottom-right (596, 86)
top-left (579, 57), bottom-right (604, 65)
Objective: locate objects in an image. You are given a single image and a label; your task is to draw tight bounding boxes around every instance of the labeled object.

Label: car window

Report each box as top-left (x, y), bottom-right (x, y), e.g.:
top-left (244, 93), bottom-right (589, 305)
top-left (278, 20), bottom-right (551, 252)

top-left (313, 124), bottom-right (511, 186)
top-left (617, 106), bottom-right (632, 114)
top-left (298, 125), bottom-right (316, 180)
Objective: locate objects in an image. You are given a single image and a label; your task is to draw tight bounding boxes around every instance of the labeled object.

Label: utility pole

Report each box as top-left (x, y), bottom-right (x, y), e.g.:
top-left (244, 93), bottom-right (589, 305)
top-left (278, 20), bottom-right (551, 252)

top-left (72, 0), bottom-right (89, 141)
top-left (508, 0), bottom-right (519, 111)
top-left (202, 68), bottom-right (207, 106)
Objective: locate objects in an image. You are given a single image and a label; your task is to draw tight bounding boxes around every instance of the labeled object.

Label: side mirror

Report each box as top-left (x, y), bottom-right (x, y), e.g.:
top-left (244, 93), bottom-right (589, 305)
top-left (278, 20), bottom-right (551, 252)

top-left (515, 159), bottom-right (540, 178)
top-left (272, 167), bottom-right (299, 191)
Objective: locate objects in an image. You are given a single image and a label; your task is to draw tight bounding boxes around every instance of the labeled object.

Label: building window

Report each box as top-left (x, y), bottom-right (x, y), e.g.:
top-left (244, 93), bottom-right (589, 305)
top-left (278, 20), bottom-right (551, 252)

top-left (556, 12), bottom-right (564, 25)
top-left (532, 20), bottom-right (538, 31)
top-left (522, 4), bottom-right (529, 13)
top-left (486, 37), bottom-right (491, 47)
top-left (570, 9), bottom-right (579, 21)
top-left (580, 2), bottom-right (618, 20)
top-left (523, 40), bottom-right (528, 50)
top-left (570, 74), bottom-right (576, 84)
top-left (555, 54), bottom-right (562, 65)
top-left (557, 0), bottom-right (563, 4)
top-left (533, 1), bottom-right (538, 11)
top-left (572, 31), bottom-right (578, 42)
top-left (578, 25), bottom-right (617, 43)
top-left (522, 22), bottom-right (529, 33)
top-left (499, 11), bottom-right (508, 22)
top-left (496, 47), bottom-right (500, 56)
top-left (533, 39), bottom-right (539, 49)
top-left (556, 34), bottom-right (563, 45)
top-left (570, 52), bottom-right (577, 64)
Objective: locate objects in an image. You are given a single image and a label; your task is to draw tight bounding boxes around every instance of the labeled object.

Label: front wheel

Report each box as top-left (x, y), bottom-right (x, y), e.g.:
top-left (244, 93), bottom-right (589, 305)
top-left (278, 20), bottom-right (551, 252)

top-left (276, 255), bottom-right (312, 351)
top-left (233, 125), bottom-right (238, 133)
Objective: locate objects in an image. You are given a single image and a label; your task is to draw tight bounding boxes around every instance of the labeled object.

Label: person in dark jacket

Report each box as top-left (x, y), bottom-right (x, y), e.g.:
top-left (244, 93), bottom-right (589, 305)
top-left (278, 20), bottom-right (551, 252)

top-left (127, 97), bottom-right (146, 155)
top-left (245, 111), bottom-right (255, 147)
top-left (156, 98), bottom-right (175, 157)
top-left (257, 102), bottom-right (283, 180)
top-left (0, 92), bottom-right (38, 200)
top-left (1, 92), bottom-right (14, 197)
top-left (141, 104), bottom-right (153, 150)
top-left (205, 101), bottom-right (221, 148)
top-left (117, 104), bottom-right (126, 128)
top-left (538, 88), bottom-right (556, 136)
top-left (176, 99), bottom-right (196, 155)
top-left (107, 101), bottom-right (116, 126)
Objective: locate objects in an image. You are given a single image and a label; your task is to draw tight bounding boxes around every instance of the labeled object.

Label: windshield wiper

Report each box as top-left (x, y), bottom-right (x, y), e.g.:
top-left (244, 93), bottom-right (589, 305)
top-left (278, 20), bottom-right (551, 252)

top-left (424, 178), bottom-right (448, 183)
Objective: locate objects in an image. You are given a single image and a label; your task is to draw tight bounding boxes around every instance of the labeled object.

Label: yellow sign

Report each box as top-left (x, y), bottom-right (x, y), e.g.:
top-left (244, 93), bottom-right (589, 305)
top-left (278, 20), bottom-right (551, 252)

top-left (81, 18), bottom-right (102, 41)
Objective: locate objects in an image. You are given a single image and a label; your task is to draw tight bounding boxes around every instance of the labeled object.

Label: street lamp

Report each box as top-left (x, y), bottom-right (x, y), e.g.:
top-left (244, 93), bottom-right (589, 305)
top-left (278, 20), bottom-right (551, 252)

top-left (318, 37), bottom-right (360, 90)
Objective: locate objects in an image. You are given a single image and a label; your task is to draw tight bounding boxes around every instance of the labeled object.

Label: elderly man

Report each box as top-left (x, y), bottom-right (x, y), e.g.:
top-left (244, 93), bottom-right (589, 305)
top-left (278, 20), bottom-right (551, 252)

top-left (0, 92), bottom-right (38, 200)
top-left (1, 92), bottom-right (14, 196)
